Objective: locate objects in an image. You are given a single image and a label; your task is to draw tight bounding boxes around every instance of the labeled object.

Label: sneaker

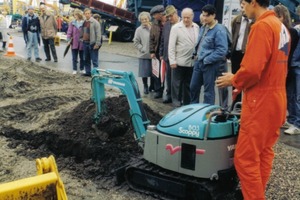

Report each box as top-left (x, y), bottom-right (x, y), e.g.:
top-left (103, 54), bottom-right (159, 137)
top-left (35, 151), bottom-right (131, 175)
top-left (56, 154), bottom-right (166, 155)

top-left (284, 125), bottom-right (300, 135)
top-left (45, 58), bottom-right (51, 61)
top-left (72, 71), bottom-right (77, 75)
top-left (80, 70), bottom-right (86, 74)
top-left (281, 121), bottom-right (291, 129)
top-left (36, 58), bottom-right (42, 62)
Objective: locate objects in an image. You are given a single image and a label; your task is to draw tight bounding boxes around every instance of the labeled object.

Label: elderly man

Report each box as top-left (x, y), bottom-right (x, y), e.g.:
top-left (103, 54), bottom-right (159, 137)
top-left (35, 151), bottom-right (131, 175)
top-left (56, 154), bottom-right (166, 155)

top-left (159, 5), bottom-right (180, 104)
top-left (149, 5), bottom-right (166, 99)
top-left (39, 3), bottom-right (58, 62)
top-left (168, 8), bottom-right (199, 107)
top-left (216, 0), bottom-right (290, 199)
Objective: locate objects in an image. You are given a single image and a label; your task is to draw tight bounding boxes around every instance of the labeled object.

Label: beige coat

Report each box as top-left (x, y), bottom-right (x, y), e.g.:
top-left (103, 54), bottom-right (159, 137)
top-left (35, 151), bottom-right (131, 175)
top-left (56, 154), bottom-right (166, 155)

top-left (39, 11), bottom-right (57, 39)
top-left (168, 21), bottom-right (199, 67)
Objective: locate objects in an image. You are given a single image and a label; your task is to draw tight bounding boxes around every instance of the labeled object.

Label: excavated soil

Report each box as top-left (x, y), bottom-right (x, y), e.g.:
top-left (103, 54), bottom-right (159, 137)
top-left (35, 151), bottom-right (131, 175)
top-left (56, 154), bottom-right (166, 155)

top-left (0, 56), bottom-right (299, 200)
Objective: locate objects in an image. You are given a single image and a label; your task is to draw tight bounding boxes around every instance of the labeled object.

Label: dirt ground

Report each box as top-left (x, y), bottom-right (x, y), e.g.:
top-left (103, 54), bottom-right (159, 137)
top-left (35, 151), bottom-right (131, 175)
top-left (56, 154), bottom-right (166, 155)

top-left (0, 49), bottom-right (299, 199)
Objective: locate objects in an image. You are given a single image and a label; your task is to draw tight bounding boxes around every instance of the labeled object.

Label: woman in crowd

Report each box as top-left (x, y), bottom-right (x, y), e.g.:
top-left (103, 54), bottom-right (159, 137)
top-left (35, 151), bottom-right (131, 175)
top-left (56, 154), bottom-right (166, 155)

top-left (274, 5), bottom-right (300, 135)
top-left (133, 12), bottom-right (152, 94)
top-left (66, 9), bottom-right (85, 75)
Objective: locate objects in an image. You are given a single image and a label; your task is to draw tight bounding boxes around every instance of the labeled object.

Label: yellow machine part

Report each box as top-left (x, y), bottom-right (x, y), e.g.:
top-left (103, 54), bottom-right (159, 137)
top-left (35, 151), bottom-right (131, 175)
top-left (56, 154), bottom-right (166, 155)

top-left (0, 155), bottom-right (68, 200)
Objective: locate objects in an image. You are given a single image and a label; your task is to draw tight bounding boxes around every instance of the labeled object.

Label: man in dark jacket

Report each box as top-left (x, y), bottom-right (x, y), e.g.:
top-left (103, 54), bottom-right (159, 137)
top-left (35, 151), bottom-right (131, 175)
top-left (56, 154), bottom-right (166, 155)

top-left (230, 0), bottom-right (252, 105)
top-left (22, 6), bottom-right (42, 62)
top-left (159, 5), bottom-right (180, 103)
top-left (149, 5), bottom-right (166, 99)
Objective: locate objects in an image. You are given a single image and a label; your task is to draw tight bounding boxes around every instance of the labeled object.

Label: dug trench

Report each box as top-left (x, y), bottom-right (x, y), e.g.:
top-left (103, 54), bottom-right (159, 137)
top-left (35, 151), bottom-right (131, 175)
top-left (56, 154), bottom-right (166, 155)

top-left (1, 97), bottom-right (161, 183)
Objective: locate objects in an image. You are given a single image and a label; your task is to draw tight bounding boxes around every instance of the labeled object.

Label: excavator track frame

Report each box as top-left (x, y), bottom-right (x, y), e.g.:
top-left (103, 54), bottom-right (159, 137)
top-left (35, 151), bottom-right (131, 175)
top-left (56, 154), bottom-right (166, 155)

top-left (117, 157), bottom-right (239, 200)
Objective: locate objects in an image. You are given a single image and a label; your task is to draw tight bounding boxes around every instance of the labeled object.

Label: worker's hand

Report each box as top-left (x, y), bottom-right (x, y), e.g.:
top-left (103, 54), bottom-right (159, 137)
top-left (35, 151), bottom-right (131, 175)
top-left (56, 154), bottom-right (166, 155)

top-left (170, 64), bottom-right (177, 68)
top-left (150, 53), bottom-right (156, 59)
top-left (215, 72), bottom-right (234, 88)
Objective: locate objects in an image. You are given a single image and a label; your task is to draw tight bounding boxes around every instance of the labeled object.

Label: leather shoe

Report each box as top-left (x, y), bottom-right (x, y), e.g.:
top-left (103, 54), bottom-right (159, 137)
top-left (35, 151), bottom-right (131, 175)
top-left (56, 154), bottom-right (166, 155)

top-left (81, 73), bottom-right (91, 77)
top-left (154, 92), bottom-right (162, 99)
top-left (149, 86), bottom-right (155, 92)
top-left (144, 86), bottom-right (149, 94)
top-left (163, 99), bottom-right (172, 104)
top-left (45, 58), bottom-right (51, 61)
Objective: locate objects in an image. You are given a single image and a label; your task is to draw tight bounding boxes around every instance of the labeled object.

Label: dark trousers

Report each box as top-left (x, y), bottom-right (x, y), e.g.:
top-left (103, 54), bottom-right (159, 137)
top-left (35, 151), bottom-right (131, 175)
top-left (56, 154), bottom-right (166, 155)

top-left (172, 66), bottom-right (193, 106)
top-left (165, 60), bottom-right (172, 100)
top-left (23, 31), bottom-right (28, 44)
top-left (231, 50), bottom-right (244, 104)
top-left (42, 38), bottom-right (57, 61)
top-left (71, 49), bottom-right (84, 71)
top-left (83, 42), bottom-right (99, 74)
top-left (153, 58), bottom-right (164, 94)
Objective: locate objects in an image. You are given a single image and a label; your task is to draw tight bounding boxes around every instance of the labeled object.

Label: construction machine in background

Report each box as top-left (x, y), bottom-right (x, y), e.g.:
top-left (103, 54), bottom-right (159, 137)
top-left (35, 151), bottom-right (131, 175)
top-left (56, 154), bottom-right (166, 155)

top-left (91, 69), bottom-right (241, 199)
top-left (0, 155), bottom-right (68, 200)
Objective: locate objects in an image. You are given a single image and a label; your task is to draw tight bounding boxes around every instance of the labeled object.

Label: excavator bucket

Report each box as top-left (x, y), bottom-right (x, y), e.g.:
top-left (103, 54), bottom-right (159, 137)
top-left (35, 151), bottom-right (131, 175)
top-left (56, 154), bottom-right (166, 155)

top-left (0, 155), bottom-right (67, 200)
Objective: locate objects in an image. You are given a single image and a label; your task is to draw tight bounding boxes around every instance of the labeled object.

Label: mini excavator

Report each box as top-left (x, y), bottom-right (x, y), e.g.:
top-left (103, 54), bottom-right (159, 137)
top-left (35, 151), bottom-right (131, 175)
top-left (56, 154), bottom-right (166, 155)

top-left (0, 155), bottom-right (67, 200)
top-left (91, 69), bottom-right (241, 199)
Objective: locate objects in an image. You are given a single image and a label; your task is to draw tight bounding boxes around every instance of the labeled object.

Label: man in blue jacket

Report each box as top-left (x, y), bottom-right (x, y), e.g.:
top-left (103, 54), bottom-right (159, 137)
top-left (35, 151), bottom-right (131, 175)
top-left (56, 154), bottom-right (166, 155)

top-left (22, 6), bottom-right (42, 62)
top-left (190, 4), bottom-right (228, 105)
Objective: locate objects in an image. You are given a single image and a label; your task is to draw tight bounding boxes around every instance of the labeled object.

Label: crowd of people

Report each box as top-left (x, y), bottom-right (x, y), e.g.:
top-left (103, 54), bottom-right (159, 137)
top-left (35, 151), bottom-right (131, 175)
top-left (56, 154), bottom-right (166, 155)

top-left (19, 4), bottom-right (102, 76)
top-left (133, 0), bottom-right (300, 199)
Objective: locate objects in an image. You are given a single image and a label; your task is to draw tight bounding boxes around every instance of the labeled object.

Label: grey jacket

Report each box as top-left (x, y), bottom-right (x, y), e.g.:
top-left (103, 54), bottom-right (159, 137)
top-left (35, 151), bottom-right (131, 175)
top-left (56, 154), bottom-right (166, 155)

top-left (133, 25), bottom-right (151, 59)
top-left (168, 21), bottom-right (199, 67)
top-left (81, 17), bottom-right (102, 46)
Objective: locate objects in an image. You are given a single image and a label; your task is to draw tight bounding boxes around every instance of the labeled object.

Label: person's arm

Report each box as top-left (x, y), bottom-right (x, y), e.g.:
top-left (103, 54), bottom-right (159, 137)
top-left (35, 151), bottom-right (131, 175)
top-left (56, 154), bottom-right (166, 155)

top-left (66, 22), bottom-right (73, 41)
top-left (168, 25), bottom-right (177, 68)
top-left (52, 15), bottom-right (57, 34)
top-left (133, 28), bottom-right (143, 52)
top-left (203, 27), bottom-right (228, 65)
top-left (232, 22), bottom-right (272, 90)
top-left (94, 20), bottom-right (102, 48)
top-left (149, 25), bottom-right (156, 58)
top-left (159, 27), bottom-right (165, 60)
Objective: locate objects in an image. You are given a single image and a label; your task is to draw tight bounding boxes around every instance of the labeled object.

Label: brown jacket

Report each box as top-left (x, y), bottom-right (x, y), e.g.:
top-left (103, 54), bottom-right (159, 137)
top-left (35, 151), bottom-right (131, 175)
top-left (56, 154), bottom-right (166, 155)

top-left (149, 19), bottom-right (162, 57)
top-left (231, 14), bottom-right (252, 53)
top-left (39, 11), bottom-right (57, 39)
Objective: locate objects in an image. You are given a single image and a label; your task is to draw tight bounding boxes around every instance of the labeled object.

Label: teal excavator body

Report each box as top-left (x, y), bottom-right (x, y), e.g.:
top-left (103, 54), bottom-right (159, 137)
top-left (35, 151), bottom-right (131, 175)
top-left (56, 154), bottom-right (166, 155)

top-left (91, 69), bottom-right (241, 199)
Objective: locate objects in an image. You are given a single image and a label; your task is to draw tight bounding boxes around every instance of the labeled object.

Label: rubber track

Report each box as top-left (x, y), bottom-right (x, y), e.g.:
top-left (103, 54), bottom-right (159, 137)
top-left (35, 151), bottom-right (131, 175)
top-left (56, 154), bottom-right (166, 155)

top-left (124, 157), bottom-right (239, 200)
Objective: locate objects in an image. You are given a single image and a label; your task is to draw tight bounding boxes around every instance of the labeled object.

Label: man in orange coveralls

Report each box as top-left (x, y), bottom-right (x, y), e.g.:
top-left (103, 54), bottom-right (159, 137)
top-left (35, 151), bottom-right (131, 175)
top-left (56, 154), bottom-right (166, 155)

top-left (216, 0), bottom-right (290, 199)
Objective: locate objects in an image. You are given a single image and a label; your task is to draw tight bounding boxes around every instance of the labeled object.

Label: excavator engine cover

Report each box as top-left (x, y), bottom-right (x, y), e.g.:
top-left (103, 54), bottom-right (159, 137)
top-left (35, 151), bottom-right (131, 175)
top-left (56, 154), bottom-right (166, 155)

top-left (143, 104), bottom-right (239, 179)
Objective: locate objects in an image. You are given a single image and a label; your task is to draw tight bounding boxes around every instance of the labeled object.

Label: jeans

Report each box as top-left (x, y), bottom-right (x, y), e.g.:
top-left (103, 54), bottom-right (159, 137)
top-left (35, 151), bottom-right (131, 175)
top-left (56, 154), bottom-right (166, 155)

top-left (83, 42), bottom-right (99, 74)
top-left (190, 60), bottom-right (219, 105)
top-left (71, 49), bottom-right (84, 71)
top-left (27, 31), bottom-right (39, 59)
top-left (286, 67), bottom-right (300, 128)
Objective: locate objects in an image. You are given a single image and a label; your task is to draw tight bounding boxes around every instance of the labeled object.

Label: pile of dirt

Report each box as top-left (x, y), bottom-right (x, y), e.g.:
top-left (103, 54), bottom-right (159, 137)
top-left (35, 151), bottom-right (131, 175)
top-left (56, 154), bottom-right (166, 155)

top-left (0, 57), bottom-right (162, 194)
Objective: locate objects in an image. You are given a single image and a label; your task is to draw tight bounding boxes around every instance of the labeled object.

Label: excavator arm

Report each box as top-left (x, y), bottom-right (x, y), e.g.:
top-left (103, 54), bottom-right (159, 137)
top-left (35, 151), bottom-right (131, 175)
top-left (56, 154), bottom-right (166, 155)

top-left (91, 68), bottom-right (150, 143)
top-left (0, 155), bottom-right (68, 200)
